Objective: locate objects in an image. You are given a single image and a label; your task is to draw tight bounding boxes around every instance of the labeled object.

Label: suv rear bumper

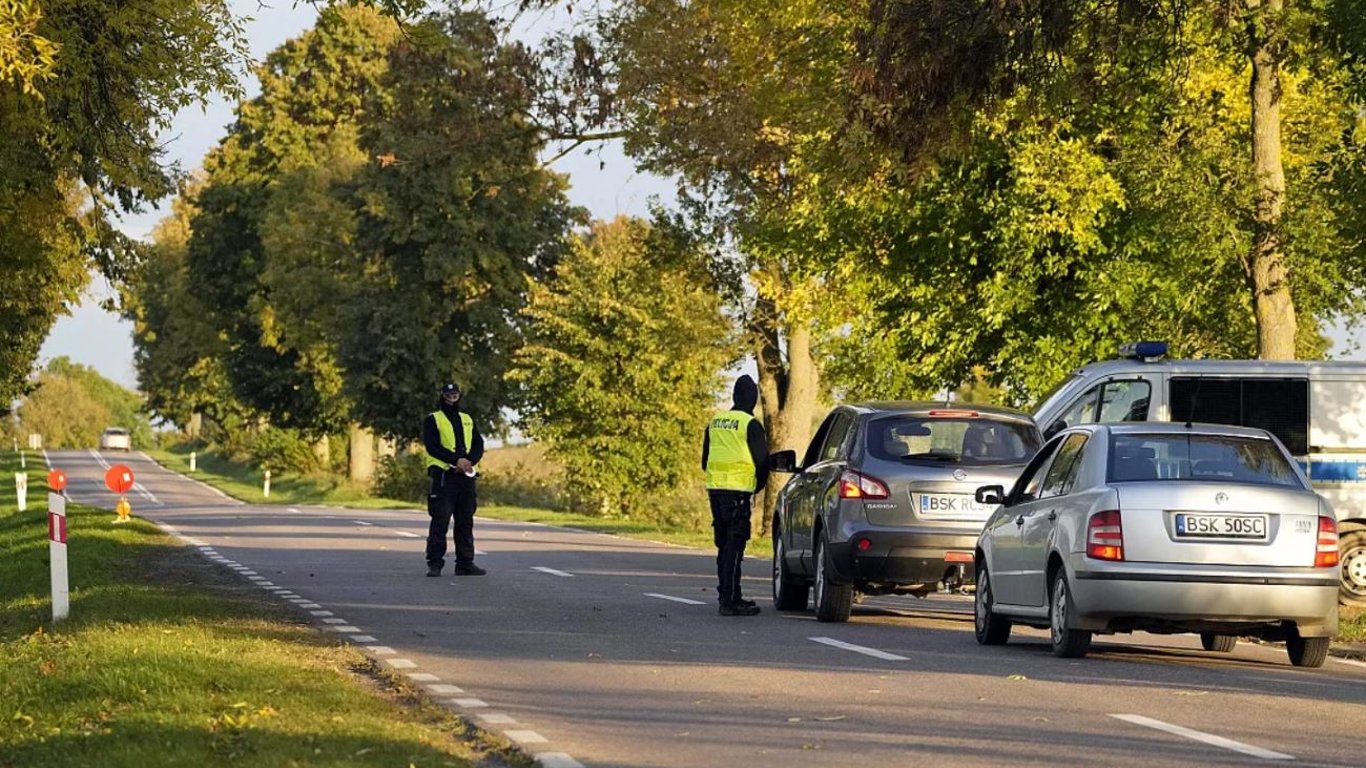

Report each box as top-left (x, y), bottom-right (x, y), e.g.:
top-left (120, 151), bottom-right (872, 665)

top-left (827, 528), bottom-right (979, 586)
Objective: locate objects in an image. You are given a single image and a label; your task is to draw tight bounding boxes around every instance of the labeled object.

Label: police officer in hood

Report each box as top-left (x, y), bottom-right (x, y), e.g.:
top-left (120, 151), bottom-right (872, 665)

top-left (701, 375), bottom-right (769, 615)
top-left (423, 381), bottom-right (486, 577)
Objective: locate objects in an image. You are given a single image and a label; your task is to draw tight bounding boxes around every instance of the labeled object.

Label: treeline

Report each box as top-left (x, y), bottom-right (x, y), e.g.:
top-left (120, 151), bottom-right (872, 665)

top-left (0, 358), bottom-right (152, 451)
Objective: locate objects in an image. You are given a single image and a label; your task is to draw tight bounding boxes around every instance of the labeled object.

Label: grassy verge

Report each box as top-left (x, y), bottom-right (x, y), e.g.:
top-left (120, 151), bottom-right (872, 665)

top-left (1339, 607), bottom-right (1366, 644)
top-left (141, 444), bottom-right (772, 559)
top-left (0, 452), bottom-right (527, 768)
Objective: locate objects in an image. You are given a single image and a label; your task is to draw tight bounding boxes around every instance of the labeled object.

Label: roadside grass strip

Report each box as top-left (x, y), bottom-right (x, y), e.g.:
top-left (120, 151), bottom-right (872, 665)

top-left (0, 454), bottom-right (530, 768)
top-left (1110, 714), bottom-right (1294, 760)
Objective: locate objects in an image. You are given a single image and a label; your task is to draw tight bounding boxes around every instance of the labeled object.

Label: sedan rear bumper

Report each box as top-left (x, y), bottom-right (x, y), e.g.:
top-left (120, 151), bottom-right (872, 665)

top-left (1070, 568), bottom-right (1339, 637)
top-left (829, 528), bottom-right (979, 587)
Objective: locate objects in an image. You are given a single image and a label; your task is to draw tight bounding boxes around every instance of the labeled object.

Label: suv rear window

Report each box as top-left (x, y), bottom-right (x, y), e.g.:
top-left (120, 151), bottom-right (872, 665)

top-left (1108, 433), bottom-right (1303, 488)
top-left (866, 415), bottom-right (1041, 466)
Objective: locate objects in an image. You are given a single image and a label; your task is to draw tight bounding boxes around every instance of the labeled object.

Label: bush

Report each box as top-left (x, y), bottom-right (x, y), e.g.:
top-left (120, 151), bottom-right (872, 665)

top-left (373, 452), bottom-right (428, 502)
top-left (247, 427), bottom-right (317, 474)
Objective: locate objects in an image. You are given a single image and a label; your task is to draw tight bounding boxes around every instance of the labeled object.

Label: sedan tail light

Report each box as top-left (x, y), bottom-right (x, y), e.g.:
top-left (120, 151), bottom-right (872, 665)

top-left (1087, 510), bottom-right (1124, 561)
top-left (1315, 516), bottom-right (1339, 568)
top-left (839, 470), bottom-right (889, 500)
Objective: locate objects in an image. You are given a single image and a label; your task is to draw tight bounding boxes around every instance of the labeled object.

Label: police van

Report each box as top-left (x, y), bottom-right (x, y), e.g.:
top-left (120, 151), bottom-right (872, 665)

top-left (1031, 341), bottom-right (1366, 606)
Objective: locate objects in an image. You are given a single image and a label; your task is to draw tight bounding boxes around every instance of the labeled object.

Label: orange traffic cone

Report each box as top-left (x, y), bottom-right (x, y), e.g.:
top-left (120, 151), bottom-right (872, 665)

top-left (114, 496), bottom-right (132, 524)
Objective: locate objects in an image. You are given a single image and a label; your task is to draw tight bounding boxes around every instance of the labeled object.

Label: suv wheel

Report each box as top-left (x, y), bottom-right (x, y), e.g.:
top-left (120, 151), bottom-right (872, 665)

top-left (772, 527), bottom-right (809, 611)
top-left (974, 563), bottom-right (1012, 646)
top-left (813, 532), bottom-right (852, 623)
top-left (1049, 569), bottom-right (1091, 659)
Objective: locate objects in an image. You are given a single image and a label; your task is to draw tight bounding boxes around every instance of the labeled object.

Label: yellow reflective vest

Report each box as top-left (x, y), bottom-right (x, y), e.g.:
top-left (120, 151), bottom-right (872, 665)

top-left (705, 409), bottom-right (756, 492)
top-left (425, 411), bottom-right (475, 471)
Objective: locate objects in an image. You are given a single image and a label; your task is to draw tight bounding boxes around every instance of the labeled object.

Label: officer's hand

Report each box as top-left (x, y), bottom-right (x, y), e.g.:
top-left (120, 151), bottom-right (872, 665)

top-left (456, 458), bottom-right (473, 473)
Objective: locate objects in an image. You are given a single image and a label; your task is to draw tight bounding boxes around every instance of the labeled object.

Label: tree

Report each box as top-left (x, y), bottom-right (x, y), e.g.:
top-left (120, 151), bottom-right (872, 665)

top-left (334, 9), bottom-right (578, 439)
top-left (15, 358), bottom-right (152, 449)
top-left (856, 0), bottom-right (1366, 360)
top-left (512, 217), bottom-right (733, 517)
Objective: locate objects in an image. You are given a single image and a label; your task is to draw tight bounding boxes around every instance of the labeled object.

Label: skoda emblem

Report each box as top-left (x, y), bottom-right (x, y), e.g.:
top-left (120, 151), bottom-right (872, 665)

top-left (1215, 492), bottom-right (1229, 506)
top-left (953, 469), bottom-right (968, 482)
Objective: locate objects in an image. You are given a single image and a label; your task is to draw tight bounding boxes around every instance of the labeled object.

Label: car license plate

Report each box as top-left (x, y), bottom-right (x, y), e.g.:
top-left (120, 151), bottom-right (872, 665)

top-left (1174, 513), bottom-right (1268, 540)
top-left (919, 494), bottom-right (989, 516)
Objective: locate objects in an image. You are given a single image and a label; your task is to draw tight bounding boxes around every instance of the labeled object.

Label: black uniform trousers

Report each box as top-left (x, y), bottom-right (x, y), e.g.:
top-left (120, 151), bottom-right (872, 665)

top-left (709, 490), bottom-right (753, 606)
top-left (426, 467), bottom-right (476, 570)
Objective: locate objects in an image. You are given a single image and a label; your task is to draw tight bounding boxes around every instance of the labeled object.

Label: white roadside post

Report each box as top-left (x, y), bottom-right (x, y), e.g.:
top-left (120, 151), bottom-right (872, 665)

top-left (263, 470), bottom-right (271, 499)
top-left (15, 472), bottom-right (27, 512)
top-left (49, 490), bottom-right (69, 621)
top-left (189, 451), bottom-right (196, 472)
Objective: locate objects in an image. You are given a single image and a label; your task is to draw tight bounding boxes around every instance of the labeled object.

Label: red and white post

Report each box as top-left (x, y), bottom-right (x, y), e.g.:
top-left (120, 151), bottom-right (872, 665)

top-left (48, 491), bottom-right (69, 621)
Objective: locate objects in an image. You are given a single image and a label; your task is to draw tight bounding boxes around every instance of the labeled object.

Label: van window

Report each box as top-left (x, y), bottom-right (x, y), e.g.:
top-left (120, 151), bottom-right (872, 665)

top-left (1097, 380), bottom-right (1150, 422)
top-left (1169, 377), bottom-right (1309, 455)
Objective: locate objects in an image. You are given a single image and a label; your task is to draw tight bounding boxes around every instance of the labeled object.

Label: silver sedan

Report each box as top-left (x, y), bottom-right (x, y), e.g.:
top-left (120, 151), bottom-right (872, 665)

top-left (972, 423), bottom-right (1341, 667)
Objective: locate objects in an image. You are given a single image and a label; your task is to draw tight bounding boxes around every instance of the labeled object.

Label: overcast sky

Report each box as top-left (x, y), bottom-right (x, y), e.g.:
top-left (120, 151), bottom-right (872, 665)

top-left (39, 1), bottom-right (672, 390)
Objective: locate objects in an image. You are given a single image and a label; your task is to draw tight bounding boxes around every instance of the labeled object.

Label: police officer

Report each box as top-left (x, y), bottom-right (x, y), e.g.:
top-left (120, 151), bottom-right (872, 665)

top-left (701, 375), bottom-right (768, 616)
top-left (423, 381), bottom-right (486, 577)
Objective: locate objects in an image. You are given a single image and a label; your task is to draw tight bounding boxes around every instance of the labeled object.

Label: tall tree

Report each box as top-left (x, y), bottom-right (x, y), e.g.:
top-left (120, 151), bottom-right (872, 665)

top-left (512, 217), bottom-right (733, 517)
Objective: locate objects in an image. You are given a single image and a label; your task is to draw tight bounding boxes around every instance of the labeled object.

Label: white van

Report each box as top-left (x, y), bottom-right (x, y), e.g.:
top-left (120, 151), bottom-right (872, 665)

top-left (1032, 342), bottom-right (1366, 606)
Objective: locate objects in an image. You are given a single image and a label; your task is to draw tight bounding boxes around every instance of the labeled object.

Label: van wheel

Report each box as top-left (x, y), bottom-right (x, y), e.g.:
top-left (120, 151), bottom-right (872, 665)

top-left (772, 527), bottom-right (809, 611)
top-left (1200, 633), bottom-right (1237, 653)
top-left (1049, 570), bottom-right (1091, 659)
top-left (813, 533), bottom-right (852, 623)
top-left (974, 564), bottom-right (1012, 646)
top-left (1339, 531), bottom-right (1366, 608)
top-left (1286, 625), bottom-right (1329, 668)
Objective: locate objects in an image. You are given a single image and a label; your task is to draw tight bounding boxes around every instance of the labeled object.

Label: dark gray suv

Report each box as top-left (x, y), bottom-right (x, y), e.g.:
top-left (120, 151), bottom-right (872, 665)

top-left (770, 403), bottom-right (1042, 622)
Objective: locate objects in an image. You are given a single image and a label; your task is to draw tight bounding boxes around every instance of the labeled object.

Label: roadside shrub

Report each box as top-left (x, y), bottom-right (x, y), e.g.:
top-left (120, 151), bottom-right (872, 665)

top-left (373, 452), bottom-right (428, 502)
top-left (247, 427), bottom-right (317, 474)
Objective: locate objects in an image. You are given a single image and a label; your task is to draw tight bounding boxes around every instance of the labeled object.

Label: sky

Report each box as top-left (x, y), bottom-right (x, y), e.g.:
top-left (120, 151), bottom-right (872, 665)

top-left (39, 1), bottom-right (672, 391)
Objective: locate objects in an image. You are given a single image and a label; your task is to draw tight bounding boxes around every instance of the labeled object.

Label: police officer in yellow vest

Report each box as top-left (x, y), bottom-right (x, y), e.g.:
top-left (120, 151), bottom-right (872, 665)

top-left (423, 382), bottom-right (486, 577)
top-left (701, 375), bottom-right (769, 616)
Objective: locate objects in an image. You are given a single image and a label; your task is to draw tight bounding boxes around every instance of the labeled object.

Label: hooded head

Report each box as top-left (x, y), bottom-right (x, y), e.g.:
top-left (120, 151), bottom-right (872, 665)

top-left (437, 381), bottom-right (461, 414)
top-left (731, 375), bottom-right (758, 414)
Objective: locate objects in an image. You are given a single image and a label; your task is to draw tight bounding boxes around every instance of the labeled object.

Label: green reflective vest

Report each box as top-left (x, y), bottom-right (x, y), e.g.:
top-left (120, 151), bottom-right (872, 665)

top-left (705, 409), bottom-right (756, 492)
top-left (426, 411), bottom-right (475, 471)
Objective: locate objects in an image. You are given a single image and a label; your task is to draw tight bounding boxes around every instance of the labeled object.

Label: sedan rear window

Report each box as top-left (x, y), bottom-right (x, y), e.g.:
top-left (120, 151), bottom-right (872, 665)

top-left (1108, 433), bottom-right (1303, 488)
top-left (866, 416), bottom-right (1041, 466)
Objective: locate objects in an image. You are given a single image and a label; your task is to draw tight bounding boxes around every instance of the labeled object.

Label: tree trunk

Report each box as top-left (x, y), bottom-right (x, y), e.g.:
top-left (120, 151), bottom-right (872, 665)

top-left (1246, 0), bottom-right (1296, 359)
top-left (312, 435), bottom-right (331, 468)
top-left (348, 423), bottom-right (375, 483)
top-left (187, 412), bottom-right (202, 440)
top-left (377, 436), bottom-right (397, 459)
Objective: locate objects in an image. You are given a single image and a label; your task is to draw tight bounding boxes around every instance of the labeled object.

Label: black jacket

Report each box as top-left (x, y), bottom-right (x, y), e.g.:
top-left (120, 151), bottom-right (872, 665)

top-left (422, 402), bottom-right (485, 469)
top-left (700, 375), bottom-right (769, 493)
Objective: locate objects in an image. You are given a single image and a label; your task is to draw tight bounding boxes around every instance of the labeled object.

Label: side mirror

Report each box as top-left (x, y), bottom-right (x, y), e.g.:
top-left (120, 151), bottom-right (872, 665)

top-left (1043, 419), bottom-right (1066, 439)
top-left (975, 485), bottom-right (1006, 506)
top-left (769, 449), bottom-right (799, 474)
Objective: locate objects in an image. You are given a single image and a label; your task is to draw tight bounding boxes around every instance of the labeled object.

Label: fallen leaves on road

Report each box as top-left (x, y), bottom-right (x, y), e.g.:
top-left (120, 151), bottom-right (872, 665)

top-left (1007, 674), bottom-right (1028, 681)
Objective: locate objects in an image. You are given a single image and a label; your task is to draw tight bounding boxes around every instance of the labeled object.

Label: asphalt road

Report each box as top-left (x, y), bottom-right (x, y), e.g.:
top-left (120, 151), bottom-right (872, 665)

top-left (46, 449), bottom-right (1366, 767)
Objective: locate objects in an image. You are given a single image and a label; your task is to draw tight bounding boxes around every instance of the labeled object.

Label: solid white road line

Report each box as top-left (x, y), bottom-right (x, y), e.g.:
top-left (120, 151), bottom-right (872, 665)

top-left (1110, 714), bottom-right (1295, 761)
top-left (809, 636), bottom-right (909, 662)
top-left (289, 508), bottom-right (302, 514)
top-left (1332, 657), bottom-right (1366, 670)
top-left (534, 752), bottom-right (586, 768)
top-left (505, 730), bottom-right (548, 745)
top-left (645, 593), bottom-right (706, 605)
top-left (532, 567), bottom-right (573, 578)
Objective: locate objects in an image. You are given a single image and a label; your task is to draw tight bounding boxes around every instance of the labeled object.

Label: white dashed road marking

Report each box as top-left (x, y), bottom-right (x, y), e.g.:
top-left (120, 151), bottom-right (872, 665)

top-left (352, 635), bottom-right (378, 642)
top-left (406, 673), bottom-right (440, 682)
top-left (809, 636), bottom-right (909, 662)
top-left (427, 684), bottom-right (464, 695)
top-left (479, 713), bottom-right (517, 725)
top-left (506, 730), bottom-right (548, 745)
top-left (534, 753), bottom-right (586, 768)
top-left (448, 698), bottom-right (487, 708)
top-left (1333, 657), bottom-right (1366, 670)
top-left (645, 593), bottom-right (706, 605)
top-left (367, 646), bottom-right (396, 655)
top-left (532, 567), bottom-right (573, 578)
top-left (385, 659), bottom-right (417, 669)
top-left (310, 610), bottom-right (334, 616)
top-left (1110, 714), bottom-right (1295, 761)
top-left (395, 531), bottom-right (421, 538)
top-left (354, 520), bottom-right (374, 526)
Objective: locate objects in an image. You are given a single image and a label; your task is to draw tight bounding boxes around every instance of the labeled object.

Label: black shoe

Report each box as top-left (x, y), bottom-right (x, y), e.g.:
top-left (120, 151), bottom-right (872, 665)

top-left (719, 603), bottom-right (761, 616)
top-left (426, 566), bottom-right (442, 577)
top-left (735, 598), bottom-right (757, 609)
top-left (454, 563), bottom-right (487, 576)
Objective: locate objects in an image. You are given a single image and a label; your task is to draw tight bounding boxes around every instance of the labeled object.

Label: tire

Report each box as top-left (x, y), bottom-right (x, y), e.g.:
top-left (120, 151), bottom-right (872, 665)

top-left (813, 533), bottom-right (853, 623)
top-left (1286, 625), bottom-right (1330, 668)
top-left (974, 563), bottom-right (1012, 646)
top-left (772, 526), bottom-right (809, 612)
top-left (1049, 569), bottom-right (1092, 659)
top-left (1339, 530), bottom-right (1366, 608)
top-left (1200, 633), bottom-right (1237, 653)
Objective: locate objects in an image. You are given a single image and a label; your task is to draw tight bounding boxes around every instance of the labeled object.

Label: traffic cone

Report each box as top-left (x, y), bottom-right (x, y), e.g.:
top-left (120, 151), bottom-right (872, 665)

top-left (114, 496), bottom-right (132, 524)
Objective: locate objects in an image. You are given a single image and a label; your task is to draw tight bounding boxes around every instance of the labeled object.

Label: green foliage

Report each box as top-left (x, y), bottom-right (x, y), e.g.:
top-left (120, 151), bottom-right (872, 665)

top-left (14, 357), bottom-right (152, 449)
top-left (372, 452), bottom-right (428, 502)
top-left (244, 426), bottom-right (319, 474)
top-left (512, 217), bottom-right (733, 518)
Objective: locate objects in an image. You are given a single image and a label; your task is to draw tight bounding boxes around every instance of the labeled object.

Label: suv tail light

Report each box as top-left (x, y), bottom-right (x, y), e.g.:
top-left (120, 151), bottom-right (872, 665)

top-left (839, 470), bottom-right (889, 500)
top-left (1315, 516), bottom-right (1339, 568)
top-left (1087, 510), bottom-right (1124, 561)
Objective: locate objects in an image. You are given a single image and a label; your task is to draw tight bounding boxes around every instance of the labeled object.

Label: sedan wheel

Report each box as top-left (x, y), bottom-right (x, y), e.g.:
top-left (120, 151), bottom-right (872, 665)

top-left (1049, 570), bottom-right (1092, 659)
top-left (974, 565), bottom-right (1012, 646)
top-left (772, 528), bottom-right (809, 611)
top-left (1200, 633), bottom-right (1237, 653)
top-left (1286, 625), bottom-right (1330, 668)
top-left (1339, 531), bottom-right (1366, 608)
top-left (813, 533), bottom-right (852, 623)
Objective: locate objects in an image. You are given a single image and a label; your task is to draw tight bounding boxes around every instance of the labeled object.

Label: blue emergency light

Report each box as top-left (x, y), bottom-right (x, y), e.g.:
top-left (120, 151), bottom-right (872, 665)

top-left (1118, 340), bottom-right (1168, 360)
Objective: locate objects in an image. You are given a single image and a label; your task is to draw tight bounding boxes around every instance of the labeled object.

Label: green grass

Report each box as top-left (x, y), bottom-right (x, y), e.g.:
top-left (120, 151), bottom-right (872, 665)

top-left (0, 452), bottom-right (528, 768)
top-left (141, 444), bottom-right (772, 559)
top-left (1339, 607), bottom-right (1366, 644)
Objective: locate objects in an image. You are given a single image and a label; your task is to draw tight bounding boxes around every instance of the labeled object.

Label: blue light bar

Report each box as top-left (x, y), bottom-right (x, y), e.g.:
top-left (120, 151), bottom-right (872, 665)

top-left (1118, 341), bottom-right (1168, 360)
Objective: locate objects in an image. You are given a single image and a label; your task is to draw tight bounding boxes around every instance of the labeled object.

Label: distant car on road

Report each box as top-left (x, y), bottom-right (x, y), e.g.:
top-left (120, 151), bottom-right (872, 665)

top-left (99, 427), bottom-right (132, 452)
top-left (769, 402), bottom-right (1042, 622)
top-left (973, 422), bottom-right (1340, 667)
